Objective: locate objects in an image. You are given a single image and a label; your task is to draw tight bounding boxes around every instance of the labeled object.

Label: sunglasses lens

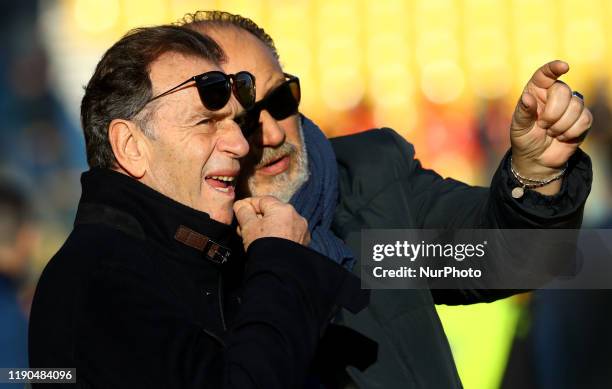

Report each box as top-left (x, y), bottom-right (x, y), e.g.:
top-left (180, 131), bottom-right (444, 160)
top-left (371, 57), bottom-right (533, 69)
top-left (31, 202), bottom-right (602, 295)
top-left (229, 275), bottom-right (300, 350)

top-left (197, 73), bottom-right (231, 111)
top-left (233, 72), bottom-right (256, 109)
top-left (267, 79), bottom-right (301, 120)
top-left (236, 76), bottom-right (300, 139)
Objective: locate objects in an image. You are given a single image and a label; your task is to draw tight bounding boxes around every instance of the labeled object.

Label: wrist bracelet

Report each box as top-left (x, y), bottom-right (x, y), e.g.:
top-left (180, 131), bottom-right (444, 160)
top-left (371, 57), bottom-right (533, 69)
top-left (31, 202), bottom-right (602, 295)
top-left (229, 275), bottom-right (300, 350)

top-left (509, 156), bottom-right (567, 199)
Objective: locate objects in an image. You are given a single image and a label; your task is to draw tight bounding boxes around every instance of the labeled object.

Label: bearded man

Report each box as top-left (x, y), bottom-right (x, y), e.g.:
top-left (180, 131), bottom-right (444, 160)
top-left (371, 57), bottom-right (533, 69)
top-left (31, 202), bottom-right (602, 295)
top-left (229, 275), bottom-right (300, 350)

top-left (180, 11), bottom-right (592, 389)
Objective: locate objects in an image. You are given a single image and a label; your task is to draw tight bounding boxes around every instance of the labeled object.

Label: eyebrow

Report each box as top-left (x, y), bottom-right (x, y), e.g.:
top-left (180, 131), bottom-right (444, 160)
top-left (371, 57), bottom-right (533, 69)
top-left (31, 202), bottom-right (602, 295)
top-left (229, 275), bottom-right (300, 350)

top-left (260, 72), bottom-right (276, 90)
top-left (184, 110), bottom-right (206, 123)
top-left (187, 107), bottom-right (235, 124)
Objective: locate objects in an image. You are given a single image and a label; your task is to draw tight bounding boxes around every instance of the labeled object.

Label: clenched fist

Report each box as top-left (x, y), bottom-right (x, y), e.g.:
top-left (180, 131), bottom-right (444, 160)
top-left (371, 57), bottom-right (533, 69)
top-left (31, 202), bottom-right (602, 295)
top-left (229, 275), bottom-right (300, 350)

top-left (510, 60), bottom-right (592, 195)
top-left (234, 196), bottom-right (311, 250)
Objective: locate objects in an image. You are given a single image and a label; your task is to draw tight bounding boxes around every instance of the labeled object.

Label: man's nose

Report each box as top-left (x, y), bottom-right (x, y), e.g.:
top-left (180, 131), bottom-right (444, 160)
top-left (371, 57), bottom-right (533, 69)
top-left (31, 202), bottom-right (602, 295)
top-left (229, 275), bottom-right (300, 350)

top-left (217, 120), bottom-right (249, 158)
top-left (259, 110), bottom-right (286, 147)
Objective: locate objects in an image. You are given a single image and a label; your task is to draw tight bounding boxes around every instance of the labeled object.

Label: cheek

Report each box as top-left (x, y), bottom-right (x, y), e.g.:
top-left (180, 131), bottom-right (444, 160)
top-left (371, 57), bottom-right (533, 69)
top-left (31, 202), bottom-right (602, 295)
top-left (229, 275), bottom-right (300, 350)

top-left (150, 136), bottom-right (215, 183)
top-left (191, 136), bottom-right (216, 166)
top-left (280, 116), bottom-right (302, 146)
top-left (149, 148), bottom-right (189, 190)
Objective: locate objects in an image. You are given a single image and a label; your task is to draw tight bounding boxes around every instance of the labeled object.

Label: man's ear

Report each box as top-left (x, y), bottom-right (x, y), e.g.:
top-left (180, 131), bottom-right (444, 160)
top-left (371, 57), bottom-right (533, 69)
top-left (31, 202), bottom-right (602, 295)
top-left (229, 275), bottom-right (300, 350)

top-left (108, 119), bottom-right (148, 178)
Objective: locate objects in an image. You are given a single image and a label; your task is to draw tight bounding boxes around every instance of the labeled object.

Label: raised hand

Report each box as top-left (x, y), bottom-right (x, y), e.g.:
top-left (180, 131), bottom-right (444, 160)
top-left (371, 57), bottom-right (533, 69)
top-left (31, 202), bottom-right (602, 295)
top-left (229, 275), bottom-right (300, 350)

top-left (510, 60), bottom-right (592, 194)
top-left (234, 196), bottom-right (311, 250)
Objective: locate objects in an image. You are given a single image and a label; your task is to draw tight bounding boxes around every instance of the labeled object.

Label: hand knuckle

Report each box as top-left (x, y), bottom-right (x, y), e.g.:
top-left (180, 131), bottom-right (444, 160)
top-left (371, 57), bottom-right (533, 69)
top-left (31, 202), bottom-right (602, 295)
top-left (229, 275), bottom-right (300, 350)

top-left (581, 113), bottom-right (592, 128)
top-left (554, 80), bottom-right (570, 91)
top-left (586, 110), bottom-right (593, 125)
top-left (264, 195), bottom-right (278, 203)
top-left (572, 95), bottom-right (585, 108)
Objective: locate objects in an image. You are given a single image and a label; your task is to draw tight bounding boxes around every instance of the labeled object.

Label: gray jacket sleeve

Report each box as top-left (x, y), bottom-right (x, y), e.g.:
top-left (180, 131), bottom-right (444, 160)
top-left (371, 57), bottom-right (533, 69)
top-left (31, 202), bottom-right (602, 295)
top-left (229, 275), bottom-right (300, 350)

top-left (331, 128), bottom-right (592, 304)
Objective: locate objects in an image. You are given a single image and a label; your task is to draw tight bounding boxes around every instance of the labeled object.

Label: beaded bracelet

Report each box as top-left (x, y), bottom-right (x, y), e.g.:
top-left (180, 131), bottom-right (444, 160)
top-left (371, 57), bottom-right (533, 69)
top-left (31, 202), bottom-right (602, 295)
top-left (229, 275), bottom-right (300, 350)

top-left (509, 156), bottom-right (567, 199)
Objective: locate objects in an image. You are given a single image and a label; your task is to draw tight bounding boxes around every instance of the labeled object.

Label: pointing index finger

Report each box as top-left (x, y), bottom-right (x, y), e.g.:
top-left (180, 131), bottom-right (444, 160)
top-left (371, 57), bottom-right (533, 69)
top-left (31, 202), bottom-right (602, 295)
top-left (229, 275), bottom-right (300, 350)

top-left (529, 60), bottom-right (570, 89)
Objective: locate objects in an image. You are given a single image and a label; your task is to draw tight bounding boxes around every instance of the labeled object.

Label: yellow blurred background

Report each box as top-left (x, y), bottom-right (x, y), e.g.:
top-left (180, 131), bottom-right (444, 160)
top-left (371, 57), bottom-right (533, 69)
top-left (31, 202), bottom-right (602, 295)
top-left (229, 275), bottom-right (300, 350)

top-left (44, 0), bottom-right (612, 184)
top-left (3, 1), bottom-right (612, 388)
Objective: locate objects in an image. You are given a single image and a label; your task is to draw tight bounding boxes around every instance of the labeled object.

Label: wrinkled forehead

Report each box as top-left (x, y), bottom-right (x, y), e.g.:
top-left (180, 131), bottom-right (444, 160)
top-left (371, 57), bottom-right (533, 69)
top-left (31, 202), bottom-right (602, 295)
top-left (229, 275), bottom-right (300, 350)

top-left (197, 26), bottom-right (285, 98)
top-left (148, 50), bottom-right (221, 96)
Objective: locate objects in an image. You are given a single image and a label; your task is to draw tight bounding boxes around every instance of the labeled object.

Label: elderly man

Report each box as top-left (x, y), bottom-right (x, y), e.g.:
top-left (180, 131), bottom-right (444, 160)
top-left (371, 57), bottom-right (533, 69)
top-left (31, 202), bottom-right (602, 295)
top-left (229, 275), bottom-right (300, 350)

top-left (181, 11), bottom-right (593, 388)
top-left (28, 25), bottom-right (366, 388)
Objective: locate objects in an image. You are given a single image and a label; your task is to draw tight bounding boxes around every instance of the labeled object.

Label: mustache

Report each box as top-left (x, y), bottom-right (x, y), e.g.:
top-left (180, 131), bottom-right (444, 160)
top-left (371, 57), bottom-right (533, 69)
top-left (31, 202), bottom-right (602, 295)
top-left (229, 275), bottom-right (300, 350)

top-left (251, 142), bottom-right (297, 169)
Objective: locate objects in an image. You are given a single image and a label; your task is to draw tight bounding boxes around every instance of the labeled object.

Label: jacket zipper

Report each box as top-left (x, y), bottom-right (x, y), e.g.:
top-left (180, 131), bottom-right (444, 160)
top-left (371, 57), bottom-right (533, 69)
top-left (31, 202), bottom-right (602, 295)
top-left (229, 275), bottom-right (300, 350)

top-left (218, 273), bottom-right (227, 331)
top-left (202, 328), bottom-right (225, 347)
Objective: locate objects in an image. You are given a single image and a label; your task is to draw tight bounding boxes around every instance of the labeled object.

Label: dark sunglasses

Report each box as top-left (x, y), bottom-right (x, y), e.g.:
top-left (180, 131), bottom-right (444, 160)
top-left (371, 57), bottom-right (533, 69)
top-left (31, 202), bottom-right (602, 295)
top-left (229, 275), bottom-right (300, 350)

top-left (237, 73), bottom-right (301, 137)
top-left (148, 70), bottom-right (256, 111)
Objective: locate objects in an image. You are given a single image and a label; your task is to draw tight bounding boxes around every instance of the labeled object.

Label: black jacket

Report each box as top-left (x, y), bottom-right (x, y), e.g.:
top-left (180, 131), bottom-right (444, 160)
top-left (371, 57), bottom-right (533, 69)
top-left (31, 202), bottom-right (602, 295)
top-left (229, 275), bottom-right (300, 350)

top-left (28, 168), bottom-right (368, 388)
top-left (329, 128), bottom-right (592, 388)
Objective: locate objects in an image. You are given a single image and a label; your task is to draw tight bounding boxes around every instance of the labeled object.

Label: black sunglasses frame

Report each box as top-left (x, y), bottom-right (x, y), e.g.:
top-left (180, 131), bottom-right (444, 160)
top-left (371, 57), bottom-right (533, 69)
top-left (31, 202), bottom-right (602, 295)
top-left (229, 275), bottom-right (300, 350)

top-left (147, 70), bottom-right (256, 111)
top-left (237, 73), bottom-right (301, 138)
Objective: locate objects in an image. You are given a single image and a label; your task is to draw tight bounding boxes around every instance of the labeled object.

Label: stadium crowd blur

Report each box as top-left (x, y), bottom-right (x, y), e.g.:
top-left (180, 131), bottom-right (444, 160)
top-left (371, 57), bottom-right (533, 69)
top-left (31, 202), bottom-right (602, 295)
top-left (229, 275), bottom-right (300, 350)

top-left (2, 1), bottom-right (612, 388)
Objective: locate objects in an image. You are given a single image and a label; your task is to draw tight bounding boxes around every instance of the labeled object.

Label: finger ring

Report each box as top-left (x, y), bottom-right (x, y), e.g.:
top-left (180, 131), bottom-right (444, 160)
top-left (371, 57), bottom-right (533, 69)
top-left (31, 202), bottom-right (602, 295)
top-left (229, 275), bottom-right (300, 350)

top-left (572, 91), bottom-right (584, 100)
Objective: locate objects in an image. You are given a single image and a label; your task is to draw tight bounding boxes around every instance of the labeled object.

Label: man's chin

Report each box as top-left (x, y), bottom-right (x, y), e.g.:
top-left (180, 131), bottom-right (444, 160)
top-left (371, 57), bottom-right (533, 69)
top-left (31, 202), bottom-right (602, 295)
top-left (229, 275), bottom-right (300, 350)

top-left (247, 176), bottom-right (295, 203)
top-left (199, 187), bottom-right (236, 224)
top-left (211, 212), bottom-right (233, 225)
top-left (203, 205), bottom-right (234, 224)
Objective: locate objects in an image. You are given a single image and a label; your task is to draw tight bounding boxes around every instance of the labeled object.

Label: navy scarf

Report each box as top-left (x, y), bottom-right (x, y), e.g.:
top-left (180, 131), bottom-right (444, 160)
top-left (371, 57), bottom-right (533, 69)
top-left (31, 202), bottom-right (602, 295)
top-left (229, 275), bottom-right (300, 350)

top-left (289, 116), bottom-right (354, 270)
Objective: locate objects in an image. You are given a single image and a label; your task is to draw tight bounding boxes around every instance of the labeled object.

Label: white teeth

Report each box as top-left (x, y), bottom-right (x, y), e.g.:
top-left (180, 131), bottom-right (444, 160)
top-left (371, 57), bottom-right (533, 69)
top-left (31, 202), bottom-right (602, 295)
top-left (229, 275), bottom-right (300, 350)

top-left (209, 175), bottom-right (235, 182)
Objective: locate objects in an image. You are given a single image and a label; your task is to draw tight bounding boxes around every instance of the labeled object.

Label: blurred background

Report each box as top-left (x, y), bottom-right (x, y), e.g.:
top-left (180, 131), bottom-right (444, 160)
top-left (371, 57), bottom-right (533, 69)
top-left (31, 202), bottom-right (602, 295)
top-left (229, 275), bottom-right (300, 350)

top-left (1, 0), bottom-right (612, 388)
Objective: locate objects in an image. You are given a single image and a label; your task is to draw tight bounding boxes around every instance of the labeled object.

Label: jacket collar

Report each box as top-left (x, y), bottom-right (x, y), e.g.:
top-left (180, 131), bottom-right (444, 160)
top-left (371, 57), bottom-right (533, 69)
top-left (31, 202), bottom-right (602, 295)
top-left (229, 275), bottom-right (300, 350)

top-left (75, 168), bottom-right (237, 263)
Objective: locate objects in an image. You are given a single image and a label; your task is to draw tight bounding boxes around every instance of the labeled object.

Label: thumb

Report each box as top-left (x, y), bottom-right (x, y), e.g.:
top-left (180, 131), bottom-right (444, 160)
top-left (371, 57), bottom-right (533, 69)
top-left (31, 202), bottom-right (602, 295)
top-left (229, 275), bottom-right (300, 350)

top-left (249, 196), bottom-right (282, 215)
top-left (233, 200), bottom-right (257, 227)
top-left (511, 92), bottom-right (538, 132)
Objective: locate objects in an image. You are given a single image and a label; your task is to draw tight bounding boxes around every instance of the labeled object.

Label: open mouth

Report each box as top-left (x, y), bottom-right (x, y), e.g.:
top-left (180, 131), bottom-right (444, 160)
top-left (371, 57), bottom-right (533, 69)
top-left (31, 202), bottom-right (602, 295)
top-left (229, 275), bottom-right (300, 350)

top-left (258, 154), bottom-right (290, 176)
top-left (204, 175), bottom-right (236, 194)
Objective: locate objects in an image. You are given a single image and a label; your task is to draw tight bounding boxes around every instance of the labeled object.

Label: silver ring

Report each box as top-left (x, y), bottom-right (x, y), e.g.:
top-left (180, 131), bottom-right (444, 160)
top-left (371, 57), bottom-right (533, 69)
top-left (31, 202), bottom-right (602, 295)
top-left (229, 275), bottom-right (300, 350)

top-left (572, 91), bottom-right (584, 100)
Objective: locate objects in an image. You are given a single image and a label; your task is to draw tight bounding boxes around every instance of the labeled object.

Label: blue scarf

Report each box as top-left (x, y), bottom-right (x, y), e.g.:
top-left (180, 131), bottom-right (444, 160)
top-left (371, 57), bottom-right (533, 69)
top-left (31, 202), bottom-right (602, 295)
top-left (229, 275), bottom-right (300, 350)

top-left (289, 116), bottom-right (355, 270)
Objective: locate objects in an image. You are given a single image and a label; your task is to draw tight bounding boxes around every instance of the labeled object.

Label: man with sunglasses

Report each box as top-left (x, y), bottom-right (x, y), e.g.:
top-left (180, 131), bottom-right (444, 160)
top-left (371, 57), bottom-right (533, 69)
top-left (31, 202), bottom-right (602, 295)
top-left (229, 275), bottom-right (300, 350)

top-left (181, 11), bottom-right (593, 389)
top-left (28, 25), bottom-right (367, 388)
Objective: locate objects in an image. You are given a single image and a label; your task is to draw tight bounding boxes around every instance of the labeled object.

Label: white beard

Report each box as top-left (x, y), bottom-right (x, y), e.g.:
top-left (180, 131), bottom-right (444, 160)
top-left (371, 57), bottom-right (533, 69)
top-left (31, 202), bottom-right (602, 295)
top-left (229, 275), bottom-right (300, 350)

top-left (247, 121), bottom-right (309, 203)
